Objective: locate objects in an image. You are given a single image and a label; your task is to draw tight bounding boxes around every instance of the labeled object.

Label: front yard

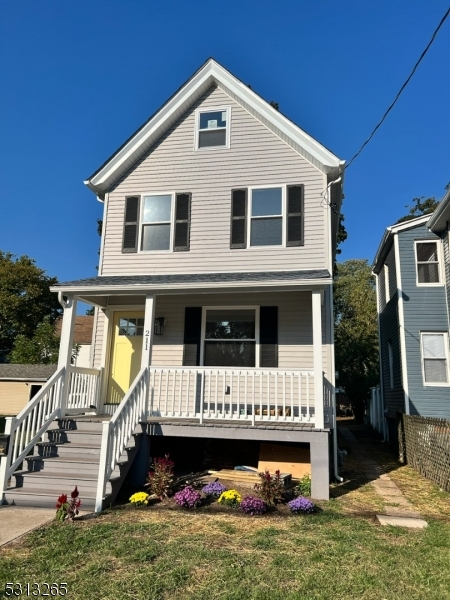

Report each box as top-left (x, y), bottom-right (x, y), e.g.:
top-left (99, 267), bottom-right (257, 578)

top-left (1, 426), bottom-right (450, 600)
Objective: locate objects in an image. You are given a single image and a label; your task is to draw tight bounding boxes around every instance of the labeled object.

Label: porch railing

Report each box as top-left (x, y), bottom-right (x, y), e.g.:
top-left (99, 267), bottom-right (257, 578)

top-left (323, 375), bottom-right (334, 425)
top-left (149, 367), bottom-right (316, 424)
top-left (67, 366), bottom-right (101, 412)
top-left (0, 367), bottom-right (65, 498)
top-left (95, 366), bottom-right (148, 512)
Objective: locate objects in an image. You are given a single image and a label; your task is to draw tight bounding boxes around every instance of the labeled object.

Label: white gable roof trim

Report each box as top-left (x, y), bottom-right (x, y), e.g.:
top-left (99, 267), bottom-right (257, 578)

top-left (372, 214), bottom-right (431, 274)
top-left (85, 59), bottom-right (343, 198)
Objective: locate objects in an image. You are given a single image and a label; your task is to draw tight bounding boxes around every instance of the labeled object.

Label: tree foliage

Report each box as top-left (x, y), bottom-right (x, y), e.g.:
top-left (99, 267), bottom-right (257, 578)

top-left (0, 252), bottom-right (61, 361)
top-left (396, 195), bottom-right (439, 224)
top-left (9, 317), bottom-right (61, 364)
top-left (334, 259), bottom-right (379, 420)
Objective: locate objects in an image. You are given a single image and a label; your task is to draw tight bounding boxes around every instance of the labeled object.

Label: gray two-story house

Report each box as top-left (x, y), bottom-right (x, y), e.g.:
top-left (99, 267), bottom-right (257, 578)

top-left (1, 59), bottom-right (345, 510)
top-left (373, 188), bottom-right (450, 441)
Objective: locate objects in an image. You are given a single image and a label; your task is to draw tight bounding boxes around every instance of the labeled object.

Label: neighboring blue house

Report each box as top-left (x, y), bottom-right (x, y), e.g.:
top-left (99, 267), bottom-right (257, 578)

top-left (373, 188), bottom-right (450, 440)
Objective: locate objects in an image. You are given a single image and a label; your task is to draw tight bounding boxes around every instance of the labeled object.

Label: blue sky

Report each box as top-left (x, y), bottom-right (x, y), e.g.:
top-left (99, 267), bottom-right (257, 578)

top-left (1, 1), bottom-right (449, 302)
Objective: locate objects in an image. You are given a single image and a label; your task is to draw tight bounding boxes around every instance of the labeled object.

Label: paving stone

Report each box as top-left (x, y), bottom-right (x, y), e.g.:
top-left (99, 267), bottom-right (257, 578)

top-left (377, 515), bottom-right (427, 529)
top-left (371, 479), bottom-right (399, 489)
top-left (384, 506), bottom-right (422, 519)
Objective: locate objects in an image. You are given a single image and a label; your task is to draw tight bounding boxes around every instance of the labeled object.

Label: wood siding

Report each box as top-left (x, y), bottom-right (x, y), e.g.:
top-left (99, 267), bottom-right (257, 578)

top-left (0, 382), bottom-right (32, 416)
top-left (398, 224), bottom-right (450, 419)
top-left (101, 85), bottom-right (328, 276)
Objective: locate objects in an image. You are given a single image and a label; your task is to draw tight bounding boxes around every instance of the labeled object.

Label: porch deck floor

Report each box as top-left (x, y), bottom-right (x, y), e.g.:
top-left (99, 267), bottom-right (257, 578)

top-left (146, 417), bottom-right (328, 432)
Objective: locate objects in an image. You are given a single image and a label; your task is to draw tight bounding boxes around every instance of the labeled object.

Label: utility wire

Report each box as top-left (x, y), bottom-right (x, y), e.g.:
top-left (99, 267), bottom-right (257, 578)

top-left (342, 5), bottom-right (450, 174)
top-left (322, 4), bottom-right (450, 214)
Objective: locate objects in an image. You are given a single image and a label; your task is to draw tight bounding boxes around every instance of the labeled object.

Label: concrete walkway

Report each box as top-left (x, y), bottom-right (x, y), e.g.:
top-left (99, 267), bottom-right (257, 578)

top-left (339, 427), bottom-right (427, 529)
top-left (0, 505), bottom-right (56, 546)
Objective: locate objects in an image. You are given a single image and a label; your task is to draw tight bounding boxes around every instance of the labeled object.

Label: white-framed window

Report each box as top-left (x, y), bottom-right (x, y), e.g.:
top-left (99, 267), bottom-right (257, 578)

top-left (249, 186), bottom-right (284, 247)
top-left (420, 332), bottom-right (450, 386)
top-left (384, 263), bottom-right (390, 303)
top-left (415, 240), bottom-right (442, 285)
top-left (140, 193), bottom-right (174, 252)
top-left (200, 306), bottom-right (259, 367)
top-left (388, 341), bottom-right (394, 389)
top-left (195, 106), bottom-right (231, 150)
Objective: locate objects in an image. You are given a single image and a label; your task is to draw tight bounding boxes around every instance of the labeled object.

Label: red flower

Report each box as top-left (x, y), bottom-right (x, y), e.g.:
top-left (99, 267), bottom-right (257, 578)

top-left (56, 494), bottom-right (67, 508)
top-left (71, 486), bottom-right (79, 499)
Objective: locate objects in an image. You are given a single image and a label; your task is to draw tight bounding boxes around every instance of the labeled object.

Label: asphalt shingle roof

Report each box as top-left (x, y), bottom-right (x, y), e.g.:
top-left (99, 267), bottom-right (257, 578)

top-left (0, 364), bottom-right (57, 381)
top-left (55, 269), bottom-right (331, 289)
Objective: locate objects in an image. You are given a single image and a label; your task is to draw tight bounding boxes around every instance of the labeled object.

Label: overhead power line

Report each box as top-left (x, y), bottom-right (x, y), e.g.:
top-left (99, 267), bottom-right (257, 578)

top-left (342, 6), bottom-right (450, 174)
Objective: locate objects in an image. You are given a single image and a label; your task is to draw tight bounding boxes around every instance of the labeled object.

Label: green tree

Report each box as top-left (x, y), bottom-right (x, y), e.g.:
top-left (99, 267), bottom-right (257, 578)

top-left (334, 259), bottom-right (379, 421)
top-left (9, 317), bottom-right (60, 364)
top-left (0, 252), bottom-right (61, 361)
top-left (396, 184), bottom-right (449, 223)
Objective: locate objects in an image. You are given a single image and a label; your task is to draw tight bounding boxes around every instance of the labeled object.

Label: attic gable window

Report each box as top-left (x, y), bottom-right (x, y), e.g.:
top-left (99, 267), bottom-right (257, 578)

top-left (195, 107), bottom-right (230, 150)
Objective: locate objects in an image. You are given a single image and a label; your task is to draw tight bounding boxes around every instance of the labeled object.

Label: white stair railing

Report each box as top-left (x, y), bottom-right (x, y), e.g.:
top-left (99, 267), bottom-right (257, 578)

top-left (95, 367), bottom-right (149, 512)
top-left (67, 366), bottom-right (101, 412)
top-left (0, 366), bottom-right (65, 499)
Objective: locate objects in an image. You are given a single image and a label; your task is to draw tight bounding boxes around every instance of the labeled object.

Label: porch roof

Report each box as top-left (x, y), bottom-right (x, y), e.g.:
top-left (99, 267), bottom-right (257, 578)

top-left (52, 269), bottom-right (332, 297)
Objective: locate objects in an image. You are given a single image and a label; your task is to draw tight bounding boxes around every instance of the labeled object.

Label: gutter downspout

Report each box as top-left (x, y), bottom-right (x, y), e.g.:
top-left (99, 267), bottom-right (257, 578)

top-left (329, 285), bottom-right (343, 483)
top-left (57, 292), bottom-right (67, 309)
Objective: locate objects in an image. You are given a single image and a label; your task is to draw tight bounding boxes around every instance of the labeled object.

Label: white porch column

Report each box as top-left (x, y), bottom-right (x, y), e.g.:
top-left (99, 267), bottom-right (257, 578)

top-left (312, 290), bottom-right (324, 429)
top-left (58, 295), bottom-right (77, 417)
top-left (141, 295), bottom-right (155, 368)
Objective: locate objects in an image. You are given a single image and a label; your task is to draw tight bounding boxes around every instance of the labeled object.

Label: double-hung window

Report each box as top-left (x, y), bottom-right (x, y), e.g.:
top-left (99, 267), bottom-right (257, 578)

top-left (203, 308), bottom-right (257, 367)
top-left (230, 184), bottom-right (304, 249)
top-left (415, 241), bottom-right (441, 284)
top-left (196, 107), bottom-right (230, 149)
top-left (420, 332), bottom-right (449, 385)
top-left (250, 187), bottom-right (283, 247)
top-left (141, 194), bottom-right (173, 251)
top-left (125, 192), bottom-right (191, 253)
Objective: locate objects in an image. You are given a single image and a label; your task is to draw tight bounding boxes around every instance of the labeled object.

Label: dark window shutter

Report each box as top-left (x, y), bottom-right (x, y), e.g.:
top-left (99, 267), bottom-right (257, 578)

top-left (230, 188), bottom-right (247, 248)
top-left (183, 307), bottom-right (202, 366)
top-left (174, 193), bottom-right (191, 251)
top-left (122, 196), bottom-right (140, 253)
top-left (286, 185), bottom-right (304, 246)
top-left (260, 306), bottom-right (278, 368)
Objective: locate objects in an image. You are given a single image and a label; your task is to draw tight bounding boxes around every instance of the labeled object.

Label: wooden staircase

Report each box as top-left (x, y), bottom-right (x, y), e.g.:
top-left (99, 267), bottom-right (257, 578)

top-left (4, 417), bottom-right (141, 510)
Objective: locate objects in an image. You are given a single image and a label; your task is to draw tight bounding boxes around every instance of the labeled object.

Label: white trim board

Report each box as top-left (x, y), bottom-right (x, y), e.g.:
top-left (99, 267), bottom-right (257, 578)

top-left (394, 234), bottom-right (410, 415)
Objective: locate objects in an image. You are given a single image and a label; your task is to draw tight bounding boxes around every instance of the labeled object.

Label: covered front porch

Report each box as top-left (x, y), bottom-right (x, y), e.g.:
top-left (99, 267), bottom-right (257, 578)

top-left (1, 272), bottom-right (337, 509)
top-left (54, 272), bottom-right (335, 431)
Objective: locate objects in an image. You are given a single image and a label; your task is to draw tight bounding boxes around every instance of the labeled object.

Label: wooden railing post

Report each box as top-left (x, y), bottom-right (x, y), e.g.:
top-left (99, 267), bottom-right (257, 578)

top-left (95, 420), bottom-right (111, 513)
top-left (0, 417), bottom-right (15, 503)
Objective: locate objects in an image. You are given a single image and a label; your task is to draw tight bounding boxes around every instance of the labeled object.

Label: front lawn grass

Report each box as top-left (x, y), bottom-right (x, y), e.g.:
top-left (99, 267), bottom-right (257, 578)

top-left (2, 507), bottom-right (450, 600)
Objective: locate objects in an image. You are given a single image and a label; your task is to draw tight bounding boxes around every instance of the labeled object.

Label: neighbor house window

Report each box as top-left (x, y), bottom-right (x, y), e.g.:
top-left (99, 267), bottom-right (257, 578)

top-left (202, 308), bottom-right (257, 367)
top-left (139, 193), bottom-right (192, 252)
top-left (420, 332), bottom-right (449, 385)
top-left (196, 107), bottom-right (230, 149)
top-left (415, 241), bottom-right (441, 284)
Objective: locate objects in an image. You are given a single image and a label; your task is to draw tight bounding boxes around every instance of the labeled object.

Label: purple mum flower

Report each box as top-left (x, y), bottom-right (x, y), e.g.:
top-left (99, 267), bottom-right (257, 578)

top-left (174, 485), bottom-right (202, 508)
top-left (288, 496), bottom-right (315, 514)
top-left (240, 496), bottom-right (267, 515)
top-left (201, 481), bottom-right (227, 498)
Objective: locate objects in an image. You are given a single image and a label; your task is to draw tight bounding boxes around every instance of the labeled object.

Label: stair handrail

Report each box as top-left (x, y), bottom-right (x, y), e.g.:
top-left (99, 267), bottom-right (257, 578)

top-left (95, 366), bottom-right (149, 512)
top-left (0, 366), bottom-right (65, 498)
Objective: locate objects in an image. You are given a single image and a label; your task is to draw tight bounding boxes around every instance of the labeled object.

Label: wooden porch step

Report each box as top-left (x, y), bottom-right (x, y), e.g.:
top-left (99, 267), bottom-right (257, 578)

top-left (4, 488), bottom-right (113, 510)
top-left (12, 472), bottom-right (115, 495)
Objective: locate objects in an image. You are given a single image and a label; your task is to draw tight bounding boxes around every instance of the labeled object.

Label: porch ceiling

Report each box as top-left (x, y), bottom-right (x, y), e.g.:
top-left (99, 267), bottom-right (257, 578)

top-left (51, 269), bottom-right (332, 306)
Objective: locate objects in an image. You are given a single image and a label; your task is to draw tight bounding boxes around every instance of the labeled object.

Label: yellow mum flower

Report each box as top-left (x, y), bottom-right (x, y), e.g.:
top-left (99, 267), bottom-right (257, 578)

top-left (217, 489), bottom-right (242, 506)
top-left (129, 492), bottom-right (150, 505)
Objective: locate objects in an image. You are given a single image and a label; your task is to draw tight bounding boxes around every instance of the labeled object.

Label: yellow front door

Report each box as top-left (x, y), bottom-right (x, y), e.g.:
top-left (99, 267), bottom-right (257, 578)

top-left (107, 312), bottom-right (145, 404)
